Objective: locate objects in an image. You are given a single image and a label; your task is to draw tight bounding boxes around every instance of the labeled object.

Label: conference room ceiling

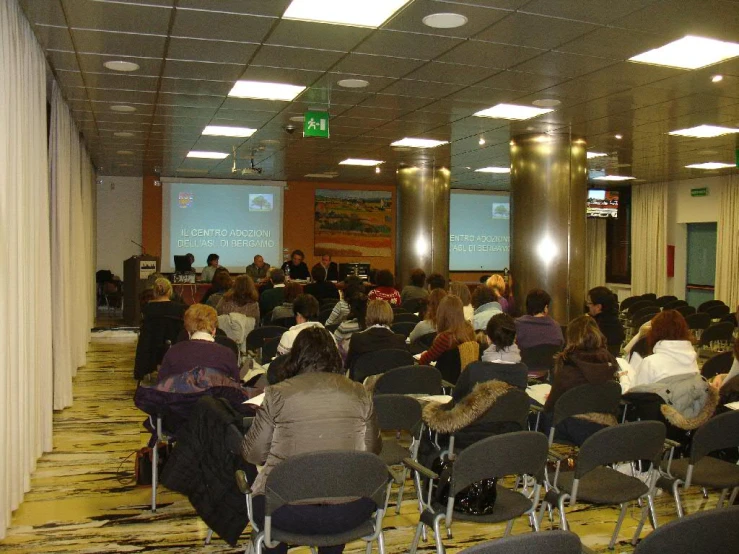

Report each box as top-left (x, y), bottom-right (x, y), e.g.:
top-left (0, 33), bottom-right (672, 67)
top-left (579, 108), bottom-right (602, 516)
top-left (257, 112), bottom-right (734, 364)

top-left (19, 0), bottom-right (739, 189)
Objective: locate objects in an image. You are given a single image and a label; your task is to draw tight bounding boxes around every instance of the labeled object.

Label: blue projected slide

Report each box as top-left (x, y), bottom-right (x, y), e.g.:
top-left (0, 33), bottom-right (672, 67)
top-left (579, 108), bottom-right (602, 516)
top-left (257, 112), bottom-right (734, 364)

top-left (449, 191), bottom-right (510, 271)
top-left (161, 181), bottom-right (283, 272)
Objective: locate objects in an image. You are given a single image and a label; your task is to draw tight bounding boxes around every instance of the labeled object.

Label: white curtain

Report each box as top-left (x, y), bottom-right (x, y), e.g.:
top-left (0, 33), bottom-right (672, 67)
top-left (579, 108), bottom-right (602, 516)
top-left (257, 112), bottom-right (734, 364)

top-left (631, 182), bottom-right (668, 296)
top-left (0, 0), bottom-right (54, 537)
top-left (585, 218), bottom-right (606, 291)
top-left (715, 174), bottom-right (739, 310)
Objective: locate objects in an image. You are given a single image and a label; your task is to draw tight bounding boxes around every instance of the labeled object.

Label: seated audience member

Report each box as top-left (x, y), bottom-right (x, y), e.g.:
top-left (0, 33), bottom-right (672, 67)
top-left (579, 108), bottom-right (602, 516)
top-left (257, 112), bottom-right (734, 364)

top-left (471, 285), bottom-right (502, 331)
top-left (241, 326), bottom-right (381, 554)
top-left (419, 295), bottom-right (477, 367)
top-left (587, 286), bottom-right (625, 351)
top-left (345, 299), bottom-right (407, 369)
top-left (200, 253), bottom-right (221, 283)
top-left (259, 269), bottom-right (287, 316)
top-left (543, 315), bottom-right (618, 445)
top-left (142, 277), bottom-right (186, 319)
top-left (449, 281), bottom-right (473, 322)
top-left (485, 274), bottom-right (511, 313)
top-left (622, 320), bottom-right (653, 371)
top-left (426, 272), bottom-right (446, 291)
top-left (713, 337), bottom-right (739, 390)
top-left (280, 249), bottom-right (310, 281)
top-left (334, 294), bottom-right (368, 360)
top-left (409, 288), bottom-right (447, 343)
top-left (325, 276), bottom-right (364, 327)
top-left (311, 253), bottom-right (339, 282)
top-left (367, 269), bottom-right (401, 305)
top-left (245, 254), bottom-right (270, 284)
top-left (304, 264), bottom-right (340, 302)
top-left (217, 274), bottom-right (260, 321)
top-left (270, 282), bottom-right (302, 322)
top-left (202, 268), bottom-right (232, 307)
top-left (401, 268), bottom-right (429, 305)
top-left (482, 313), bottom-right (523, 365)
top-left (277, 294), bottom-right (324, 355)
top-left (158, 304), bottom-right (240, 383)
top-left (515, 288), bottom-right (564, 350)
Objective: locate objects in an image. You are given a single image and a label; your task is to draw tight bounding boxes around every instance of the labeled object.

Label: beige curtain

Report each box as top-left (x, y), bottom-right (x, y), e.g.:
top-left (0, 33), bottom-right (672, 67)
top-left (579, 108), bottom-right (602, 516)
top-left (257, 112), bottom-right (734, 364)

top-left (585, 218), bottom-right (607, 291)
top-left (715, 174), bottom-right (739, 310)
top-left (631, 182), bottom-right (668, 296)
top-left (0, 0), bottom-right (54, 537)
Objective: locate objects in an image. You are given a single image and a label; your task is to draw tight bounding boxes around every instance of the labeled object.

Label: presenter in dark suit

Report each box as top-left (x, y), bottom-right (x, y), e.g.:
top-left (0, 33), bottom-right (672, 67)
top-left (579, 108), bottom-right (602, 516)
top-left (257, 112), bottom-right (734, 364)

top-left (345, 299), bottom-right (408, 369)
top-left (304, 265), bottom-right (340, 303)
top-left (280, 249), bottom-right (310, 281)
top-left (312, 254), bottom-right (339, 282)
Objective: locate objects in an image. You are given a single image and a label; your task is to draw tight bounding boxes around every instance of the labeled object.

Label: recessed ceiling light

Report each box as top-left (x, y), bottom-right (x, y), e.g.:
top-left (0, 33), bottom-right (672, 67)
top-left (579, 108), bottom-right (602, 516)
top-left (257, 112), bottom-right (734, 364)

top-left (390, 137), bottom-right (448, 148)
top-left (339, 158), bottom-right (385, 166)
top-left (228, 80), bottom-right (306, 101)
top-left (587, 151), bottom-right (608, 159)
top-left (114, 131), bottom-right (135, 137)
top-left (614, 134), bottom-right (623, 140)
top-left (110, 105), bottom-right (136, 112)
top-left (711, 74), bottom-right (724, 83)
top-left (284, 0), bottom-right (412, 28)
top-left (116, 150), bottom-right (134, 155)
top-left (289, 116), bottom-right (305, 122)
top-left (475, 167), bottom-right (510, 174)
top-left (532, 98), bottom-right (562, 108)
top-left (375, 166), bottom-right (381, 174)
top-left (337, 78), bottom-right (369, 88)
top-left (187, 151), bottom-right (229, 159)
top-left (592, 175), bottom-right (636, 181)
top-left (422, 13), bottom-right (468, 29)
top-left (305, 173), bottom-right (337, 178)
top-left (478, 137), bottom-right (486, 146)
top-left (103, 60), bottom-right (140, 72)
top-left (628, 35), bottom-right (739, 69)
top-left (685, 162), bottom-right (734, 169)
top-left (202, 125), bottom-right (257, 138)
top-left (669, 124), bottom-right (739, 138)
top-left (474, 103), bottom-right (554, 120)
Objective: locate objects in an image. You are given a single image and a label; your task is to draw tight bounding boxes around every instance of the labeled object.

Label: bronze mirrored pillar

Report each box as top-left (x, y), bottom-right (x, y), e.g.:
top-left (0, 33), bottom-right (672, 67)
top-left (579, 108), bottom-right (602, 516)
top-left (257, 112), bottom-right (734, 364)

top-left (396, 164), bottom-right (450, 289)
top-left (510, 134), bottom-right (588, 325)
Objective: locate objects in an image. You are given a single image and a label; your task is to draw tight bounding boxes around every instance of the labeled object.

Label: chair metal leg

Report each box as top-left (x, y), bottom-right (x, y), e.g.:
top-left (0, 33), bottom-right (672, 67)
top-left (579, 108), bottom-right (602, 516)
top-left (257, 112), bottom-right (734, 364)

top-left (395, 466), bottom-right (408, 514)
top-left (647, 492), bottom-right (658, 530)
top-left (205, 528), bottom-right (213, 545)
top-left (151, 441), bottom-right (158, 513)
top-left (557, 495), bottom-right (569, 530)
top-left (717, 488), bottom-right (728, 508)
top-left (410, 522), bottom-right (424, 554)
top-left (609, 503), bottom-right (627, 550)
top-left (377, 531), bottom-right (386, 554)
top-left (701, 487), bottom-right (709, 499)
top-left (432, 515), bottom-right (446, 554)
top-left (365, 540), bottom-right (372, 554)
top-left (632, 495), bottom-right (651, 546)
top-left (728, 487), bottom-right (738, 506)
top-left (504, 519), bottom-right (514, 537)
top-left (672, 480), bottom-right (685, 518)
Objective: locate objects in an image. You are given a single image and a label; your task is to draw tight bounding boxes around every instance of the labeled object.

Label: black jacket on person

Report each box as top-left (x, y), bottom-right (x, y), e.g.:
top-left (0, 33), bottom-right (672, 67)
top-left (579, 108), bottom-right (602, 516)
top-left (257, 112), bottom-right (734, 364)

top-left (133, 302), bottom-right (186, 380)
top-left (160, 396), bottom-right (256, 546)
top-left (280, 261), bottom-right (310, 280)
top-left (311, 261), bottom-right (339, 282)
top-left (345, 326), bottom-right (408, 370)
top-left (594, 312), bottom-right (625, 348)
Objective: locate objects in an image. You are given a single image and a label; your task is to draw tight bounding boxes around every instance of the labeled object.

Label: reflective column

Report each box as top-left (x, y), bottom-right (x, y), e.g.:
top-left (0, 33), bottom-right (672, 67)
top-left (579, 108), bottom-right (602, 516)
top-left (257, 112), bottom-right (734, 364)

top-left (395, 163), bottom-right (450, 289)
top-left (510, 133), bottom-right (588, 325)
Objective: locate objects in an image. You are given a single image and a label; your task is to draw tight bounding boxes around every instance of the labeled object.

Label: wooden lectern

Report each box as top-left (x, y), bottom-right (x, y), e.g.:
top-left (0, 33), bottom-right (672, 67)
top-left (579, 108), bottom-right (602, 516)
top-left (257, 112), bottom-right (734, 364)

top-left (122, 255), bottom-right (159, 325)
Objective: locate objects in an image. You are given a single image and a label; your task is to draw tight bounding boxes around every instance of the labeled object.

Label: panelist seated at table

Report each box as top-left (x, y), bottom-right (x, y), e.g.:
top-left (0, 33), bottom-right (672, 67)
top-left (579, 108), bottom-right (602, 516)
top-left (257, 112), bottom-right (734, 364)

top-left (304, 265), bottom-right (340, 303)
top-left (280, 249), bottom-right (310, 281)
top-left (311, 254), bottom-right (339, 282)
top-left (200, 253), bottom-right (221, 283)
top-left (245, 254), bottom-right (271, 284)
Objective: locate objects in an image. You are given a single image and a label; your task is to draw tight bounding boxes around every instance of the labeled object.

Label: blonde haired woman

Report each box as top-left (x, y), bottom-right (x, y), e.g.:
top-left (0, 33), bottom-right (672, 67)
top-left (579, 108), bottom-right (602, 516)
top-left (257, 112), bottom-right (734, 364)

top-left (142, 277), bottom-right (186, 319)
top-left (485, 273), bottom-right (510, 313)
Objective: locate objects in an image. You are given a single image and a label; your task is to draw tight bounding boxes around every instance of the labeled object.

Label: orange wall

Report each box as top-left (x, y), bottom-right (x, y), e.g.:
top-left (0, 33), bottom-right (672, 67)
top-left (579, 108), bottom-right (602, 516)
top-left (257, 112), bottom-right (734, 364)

top-left (141, 175), bottom-right (162, 258)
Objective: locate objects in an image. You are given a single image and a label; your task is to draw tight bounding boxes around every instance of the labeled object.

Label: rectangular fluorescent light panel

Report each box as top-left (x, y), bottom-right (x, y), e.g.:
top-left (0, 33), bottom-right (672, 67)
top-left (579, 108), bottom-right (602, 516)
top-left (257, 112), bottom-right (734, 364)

top-left (474, 103), bottom-right (554, 120)
top-left (586, 151), bottom-right (608, 159)
top-left (592, 175), bottom-right (636, 181)
top-left (305, 173), bottom-right (337, 178)
top-left (685, 162), bottom-right (734, 169)
top-left (629, 36), bottom-right (739, 69)
top-left (228, 80), bottom-right (306, 101)
top-left (391, 137), bottom-right (448, 148)
top-left (284, 0), bottom-right (412, 28)
top-left (339, 158), bottom-right (385, 166)
top-left (202, 125), bottom-right (257, 138)
top-left (668, 125), bottom-right (739, 138)
top-left (186, 151), bottom-right (229, 159)
top-left (475, 167), bottom-right (510, 174)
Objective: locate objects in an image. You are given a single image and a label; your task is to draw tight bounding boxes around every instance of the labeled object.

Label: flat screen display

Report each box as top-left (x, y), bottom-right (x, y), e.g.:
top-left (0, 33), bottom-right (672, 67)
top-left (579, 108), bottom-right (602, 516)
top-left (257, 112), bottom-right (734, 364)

top-left (449, 191), bottom-right (510, 271)
top-left (587, 189), bottom-right (619, 218)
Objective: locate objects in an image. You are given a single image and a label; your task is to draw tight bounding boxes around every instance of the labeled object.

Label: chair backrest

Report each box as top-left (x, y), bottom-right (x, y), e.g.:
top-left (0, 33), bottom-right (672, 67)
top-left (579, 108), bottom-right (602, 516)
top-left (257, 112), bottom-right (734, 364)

top-left (272, 316), bottom-right (297, 329)
top-left (721, 312), bottom-right (738, 326)
top-left (619, 296), bottom-right (641, 313)
top-left (632, 305), bottom-right (660, 322)
top-left (264, 450), bottom-right (389, 514)
top-left (634, 505), bottom-right (739, 554)
top-left (390, 321), bottom-right (416, 338)
top-left (705, 304), bottom-right (730, 318)
top-left (392, 306), bottom-right (408, 314)
top-left (410, 331), bottom-right (437, 353)
top-left (450, 432), bottom-right (548, 495)
top-left (373, 365), bottom-right (442, 395)
top-left (664, 299), bottom-right (689, 310)
top-left (474, 387), bottom-right (531, 430)
top-left (698, 299), bottom-right (725, 312)
top-left (700, 350), bottom-right (734, 380)
top-left (552, 381), bottom-right (622, 427)
top-left (699, 322), bottom-right (735, 346)
top-left (689, 409), bottom-right (739, 464)
top-left (401, 297), bottom-right (424, 314)
top-left (627, 300), bottom-right (654, 316)
top-left (632, 312), bottom-right (657, 330)
top-left (685, 312), bottom-right (712, 330)
top-left (436, 342), bottom-right (482, 384)
top-left (261, 336), bottom-right (281, 364)
top-left (393, 312), bottom-right (421, 324)
top-left (655, 295), bottom-right (677, 308)
top-left (372, 394), bottom-right (422, 433)
top-left (351, 348), bottom-right (416, 382)
top-left (246, 326), bottom-right (286, 349)
top-left (675, 305), bottom-right (697, 317)
top-left (459, 530), bottom-right (582, 554)
top-left (575, 421), bottom-right (666, 478)
top-left (640, 293), bottom-right (657, 301)
top-left (318, 308), bottom-right (334, 324)
top-left (520, 343), bottom-right (562, 372)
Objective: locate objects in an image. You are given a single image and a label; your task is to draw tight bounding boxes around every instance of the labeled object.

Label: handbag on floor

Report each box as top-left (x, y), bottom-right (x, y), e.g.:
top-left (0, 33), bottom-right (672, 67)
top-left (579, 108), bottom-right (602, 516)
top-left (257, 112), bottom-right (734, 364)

top-left (134, 443), bottom-right (171, 486)
top-left (432, 457), bottom-right (498, 515)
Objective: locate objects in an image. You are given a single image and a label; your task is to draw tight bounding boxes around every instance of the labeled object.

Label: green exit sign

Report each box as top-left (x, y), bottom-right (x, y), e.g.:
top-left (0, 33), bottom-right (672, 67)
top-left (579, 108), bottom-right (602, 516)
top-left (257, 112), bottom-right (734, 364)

top-left (303, 111), bottom-right (330, 138)
top-left (691, 187), bottom-right (709, 197)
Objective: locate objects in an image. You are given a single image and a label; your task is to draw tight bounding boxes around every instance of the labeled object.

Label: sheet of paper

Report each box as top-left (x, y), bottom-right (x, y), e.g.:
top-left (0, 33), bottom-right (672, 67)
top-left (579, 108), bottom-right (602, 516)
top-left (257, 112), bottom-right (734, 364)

top-left (724, 401), bottom-right (739, 411)
top-left (243, 392), bottom-right (265, 406)
top-left (415, 394), bottom-right (453, 404)
top-left (526, 383), bottom-right (551, 406)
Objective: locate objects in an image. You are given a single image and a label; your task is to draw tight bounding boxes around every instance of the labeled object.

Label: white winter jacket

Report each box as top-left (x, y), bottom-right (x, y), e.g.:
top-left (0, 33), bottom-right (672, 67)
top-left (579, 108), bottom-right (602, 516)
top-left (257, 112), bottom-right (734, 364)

top-left (629, 340), bottom-right (698, 389)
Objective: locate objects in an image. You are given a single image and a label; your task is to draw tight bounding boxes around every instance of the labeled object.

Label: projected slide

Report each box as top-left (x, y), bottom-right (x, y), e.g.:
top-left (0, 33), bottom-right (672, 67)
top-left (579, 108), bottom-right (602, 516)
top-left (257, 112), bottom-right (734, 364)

top-left (449, 191), bottom-right (510, 271)
top-left (162, 181), bottom-right (283, 272)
